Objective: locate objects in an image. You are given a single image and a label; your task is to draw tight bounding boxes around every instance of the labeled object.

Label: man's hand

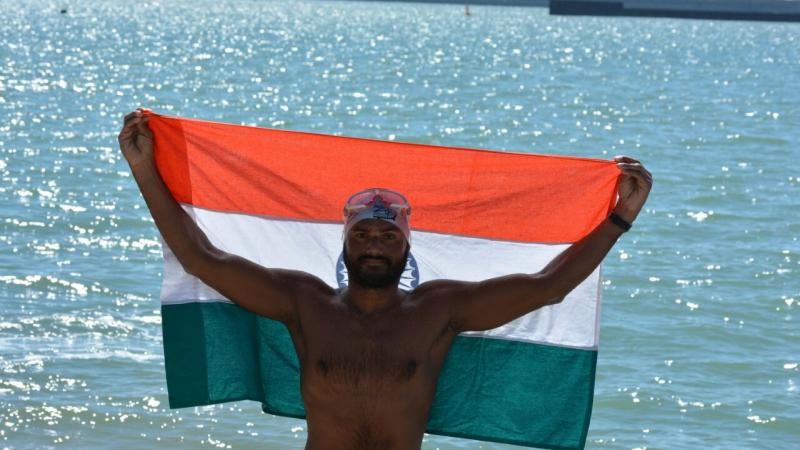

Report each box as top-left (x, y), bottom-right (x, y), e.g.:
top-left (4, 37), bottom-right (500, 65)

top-left (448, 155), bottom-right (652, 332)
top-left (115, 107), bottom-right (319, 324)
top-left (118, 108), bottom-right (154, 170)
top-left (613, 155), bottom-right (652, 223)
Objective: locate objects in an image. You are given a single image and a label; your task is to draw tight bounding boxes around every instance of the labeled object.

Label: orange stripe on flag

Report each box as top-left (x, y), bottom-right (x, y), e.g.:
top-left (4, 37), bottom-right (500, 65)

top-left (148, 113), bottom-right (620, 243)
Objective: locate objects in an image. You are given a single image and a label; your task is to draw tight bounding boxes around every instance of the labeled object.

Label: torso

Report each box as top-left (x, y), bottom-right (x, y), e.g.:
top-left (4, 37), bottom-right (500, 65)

top-left (286, 285), bottom-right (457, 450)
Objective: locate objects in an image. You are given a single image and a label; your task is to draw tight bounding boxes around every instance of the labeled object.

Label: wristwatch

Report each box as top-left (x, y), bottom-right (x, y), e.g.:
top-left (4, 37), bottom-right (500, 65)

top-left (608, 212), bottom-right (632, 232)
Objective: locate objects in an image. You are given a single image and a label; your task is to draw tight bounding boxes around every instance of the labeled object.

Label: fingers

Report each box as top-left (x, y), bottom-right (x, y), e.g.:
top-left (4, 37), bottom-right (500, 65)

top-left (121, 112), bottom-right (142, 135)
top-left (123, 108), bottom-right (151, 124)
top-left (118, 120), bottom-right (137, 143)
top-left (119, 109), bottom-right (152, 141)
top-left (614, 155), bottom-right (640, 164)
top-left (118, 110), bottom-right (156, 169)
top-left (136, 115), bottom-right (153, 138)
top-left (118, 117), bottom-right (140, 145)
top-left (618, 166), bottom-right (653, 188)
top-left (618, 163), bottom-right (650, 176)
top-left (617, 162), bottom-right (648, 173)
top-left (620, 169), bottom-right (651, 186)
top-left (614, 155), bottom-right (652, 182)
top-left (123, 112), bottom-right (138, 124)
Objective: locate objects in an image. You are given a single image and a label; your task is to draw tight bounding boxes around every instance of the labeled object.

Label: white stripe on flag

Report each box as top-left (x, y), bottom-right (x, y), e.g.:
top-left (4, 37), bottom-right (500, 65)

top-left (161, 204), bottom-right (600, 349)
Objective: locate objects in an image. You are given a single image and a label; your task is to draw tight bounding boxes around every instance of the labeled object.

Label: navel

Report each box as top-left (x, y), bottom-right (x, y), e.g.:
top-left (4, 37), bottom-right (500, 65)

top-left (317, 359), bottom-right (330, 376)
top-left (397, 360), bottom-right (418, 382)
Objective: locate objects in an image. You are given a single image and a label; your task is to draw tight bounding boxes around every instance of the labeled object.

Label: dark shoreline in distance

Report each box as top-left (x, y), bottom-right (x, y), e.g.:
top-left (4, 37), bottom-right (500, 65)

top-left (342, 0), bottom-right (800, 22)
top-left (551, 0), bottom-right (800, 23)
top-left (335, 0), bottom-right (549, 5)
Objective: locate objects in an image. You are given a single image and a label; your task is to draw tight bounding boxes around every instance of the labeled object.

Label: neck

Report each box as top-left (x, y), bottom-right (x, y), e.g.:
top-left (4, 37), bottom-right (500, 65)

top-left (344, 282), bottom-right (402, 315)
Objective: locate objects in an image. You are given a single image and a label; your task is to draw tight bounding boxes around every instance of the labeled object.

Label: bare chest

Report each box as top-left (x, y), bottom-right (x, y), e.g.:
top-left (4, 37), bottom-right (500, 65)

top-left (296, 300), bottom-right (452, 393)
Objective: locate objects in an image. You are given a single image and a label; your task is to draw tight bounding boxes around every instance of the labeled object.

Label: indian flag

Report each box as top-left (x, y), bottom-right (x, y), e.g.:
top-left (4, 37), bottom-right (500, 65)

top-left (148, 112), bottom-right (620, 449)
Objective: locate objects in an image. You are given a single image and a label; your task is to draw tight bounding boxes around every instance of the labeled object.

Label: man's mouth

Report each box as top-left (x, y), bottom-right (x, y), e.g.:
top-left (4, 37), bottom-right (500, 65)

top-left (359, 256), bottom-right (390, 266)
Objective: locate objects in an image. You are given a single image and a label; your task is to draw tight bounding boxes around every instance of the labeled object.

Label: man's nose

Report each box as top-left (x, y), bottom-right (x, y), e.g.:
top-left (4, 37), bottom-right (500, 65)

top-left (365, 236), bottom-right (385, 252)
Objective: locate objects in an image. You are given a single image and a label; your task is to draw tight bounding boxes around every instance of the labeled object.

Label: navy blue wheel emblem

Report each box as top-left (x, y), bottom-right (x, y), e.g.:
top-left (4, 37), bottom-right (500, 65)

top-left (336, 252), bottom-right (420, 290)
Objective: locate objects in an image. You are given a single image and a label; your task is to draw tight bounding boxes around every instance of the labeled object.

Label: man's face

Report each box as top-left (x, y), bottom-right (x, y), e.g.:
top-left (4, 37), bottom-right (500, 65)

top-left (343, 219), bottom-right (409, 289)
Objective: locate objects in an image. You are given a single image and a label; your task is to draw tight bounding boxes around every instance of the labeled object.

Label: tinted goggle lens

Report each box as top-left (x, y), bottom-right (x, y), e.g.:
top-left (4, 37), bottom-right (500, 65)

top-left (344, 189), bottom-right (411, 217)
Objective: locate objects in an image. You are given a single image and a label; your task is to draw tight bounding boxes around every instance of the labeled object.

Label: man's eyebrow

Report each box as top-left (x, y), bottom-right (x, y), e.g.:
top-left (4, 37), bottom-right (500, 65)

top-left (376, 223), bottom-right (401, 232)
top-left (351, 223), bottom-right (401, 232)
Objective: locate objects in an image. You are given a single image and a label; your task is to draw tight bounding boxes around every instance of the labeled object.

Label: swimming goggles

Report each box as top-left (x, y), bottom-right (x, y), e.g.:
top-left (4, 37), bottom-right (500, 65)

top-left (343, 188), bottom-right (411, 220)
top-left (343, 188), bottom-right (412, 242)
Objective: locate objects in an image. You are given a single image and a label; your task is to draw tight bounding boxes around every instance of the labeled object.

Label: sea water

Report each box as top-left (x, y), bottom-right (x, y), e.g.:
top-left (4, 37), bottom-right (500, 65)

top-left (0, 1), bottom-right (797, 448)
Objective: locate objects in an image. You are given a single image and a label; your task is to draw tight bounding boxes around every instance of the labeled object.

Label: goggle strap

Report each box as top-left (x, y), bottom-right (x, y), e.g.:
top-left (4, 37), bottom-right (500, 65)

top-left (344, 204), bottom-right (368, 213)
top-left (343, 203), bottom-right (410, 216)
top-left (390, 204), bottom-right (411, 216)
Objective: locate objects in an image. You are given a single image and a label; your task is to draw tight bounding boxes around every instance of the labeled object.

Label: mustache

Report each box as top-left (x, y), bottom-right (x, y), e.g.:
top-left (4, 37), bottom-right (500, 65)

top-left (358, 255), bottom-right (391, 264)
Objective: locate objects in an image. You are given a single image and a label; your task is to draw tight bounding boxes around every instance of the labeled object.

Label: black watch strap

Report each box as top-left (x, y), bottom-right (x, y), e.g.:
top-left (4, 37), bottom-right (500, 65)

top-left (609, 212), bottom-right (632, 232)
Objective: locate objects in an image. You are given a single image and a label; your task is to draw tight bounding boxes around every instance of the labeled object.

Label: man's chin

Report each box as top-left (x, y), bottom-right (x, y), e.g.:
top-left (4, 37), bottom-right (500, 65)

top-left (350, 267), bottom-right (400, 289)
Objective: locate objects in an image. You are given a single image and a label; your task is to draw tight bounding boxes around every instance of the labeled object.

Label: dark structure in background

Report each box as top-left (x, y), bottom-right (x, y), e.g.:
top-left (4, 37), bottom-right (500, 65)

top-left (550, 0), bottom-right (800, 22)
top-left (357, 0), bottom-right (800, 22)
top-left (365, 0), bottom-right (549, 5)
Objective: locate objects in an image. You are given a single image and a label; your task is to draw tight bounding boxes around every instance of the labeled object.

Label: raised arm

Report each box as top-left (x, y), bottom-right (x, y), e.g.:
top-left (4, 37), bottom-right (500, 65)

top-left (448, 156), bottom-right (652, 332)
top-left (118, 109), bottom-right (328, 323)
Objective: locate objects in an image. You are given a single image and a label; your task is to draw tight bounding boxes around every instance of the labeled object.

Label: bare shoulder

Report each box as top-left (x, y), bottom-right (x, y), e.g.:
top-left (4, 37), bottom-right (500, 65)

top-left (412, 278), bottom-right (471, 293)
top-left (280, 268), bottom-right (336, 301)
top-left (279, 269), bottom-right (337, 330)
top-left (408, 279), bottom-right (475, 306)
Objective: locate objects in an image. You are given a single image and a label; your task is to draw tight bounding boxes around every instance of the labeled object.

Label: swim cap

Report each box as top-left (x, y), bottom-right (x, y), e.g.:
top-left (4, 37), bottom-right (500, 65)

top-left (343, 188), bottom-right (411, 243)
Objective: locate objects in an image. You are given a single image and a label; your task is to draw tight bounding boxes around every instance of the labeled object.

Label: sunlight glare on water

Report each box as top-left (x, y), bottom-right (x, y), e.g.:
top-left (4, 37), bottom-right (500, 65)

top-left (0, 0), bottom-right (798, 448)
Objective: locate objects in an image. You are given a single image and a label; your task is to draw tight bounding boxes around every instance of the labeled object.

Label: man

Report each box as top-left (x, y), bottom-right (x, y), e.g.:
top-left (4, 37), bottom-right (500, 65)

top-left (119, 108), bottom-right (651, 450)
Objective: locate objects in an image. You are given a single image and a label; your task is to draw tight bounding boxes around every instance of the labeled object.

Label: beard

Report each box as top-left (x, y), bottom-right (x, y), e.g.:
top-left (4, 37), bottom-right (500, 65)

top-left (343, 245), bottom-right (410, 289)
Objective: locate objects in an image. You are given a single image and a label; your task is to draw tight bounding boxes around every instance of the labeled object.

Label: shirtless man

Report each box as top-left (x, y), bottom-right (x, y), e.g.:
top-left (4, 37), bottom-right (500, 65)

top-left (119, 109), bottom-right (652, 450)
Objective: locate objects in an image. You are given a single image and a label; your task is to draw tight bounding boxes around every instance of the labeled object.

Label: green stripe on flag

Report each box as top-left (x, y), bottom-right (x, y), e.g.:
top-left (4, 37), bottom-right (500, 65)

top-left (162, 302), bottom-right (595, 449)
top-left (163, 301), bottom-right (263, 407)
top-left (428, 335), bottom-right (596, 449)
